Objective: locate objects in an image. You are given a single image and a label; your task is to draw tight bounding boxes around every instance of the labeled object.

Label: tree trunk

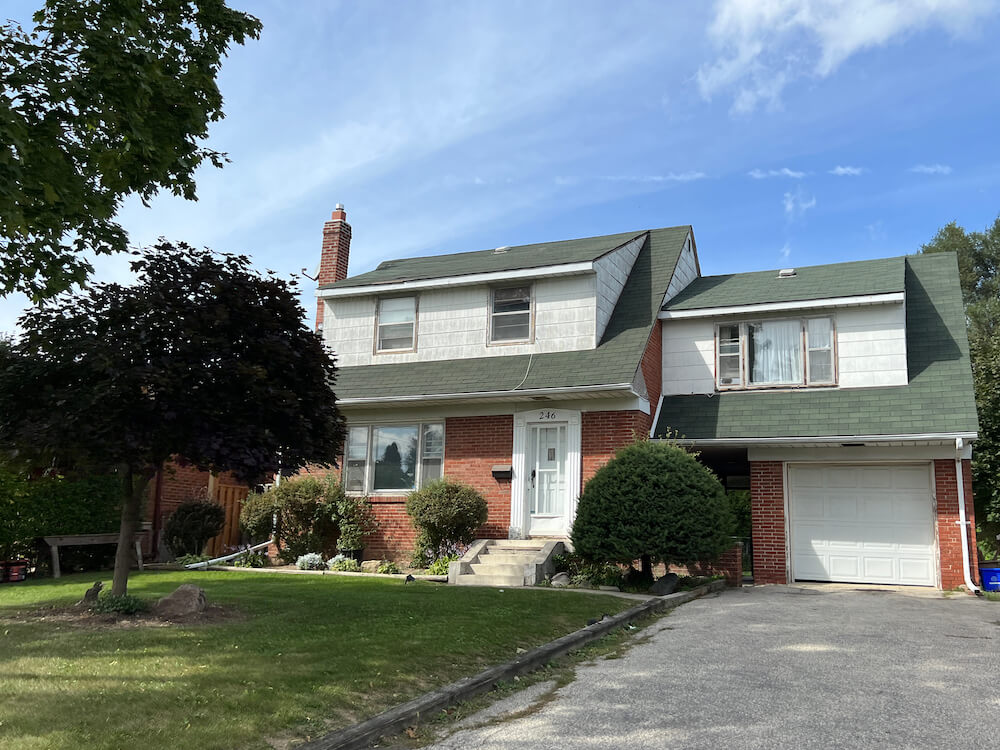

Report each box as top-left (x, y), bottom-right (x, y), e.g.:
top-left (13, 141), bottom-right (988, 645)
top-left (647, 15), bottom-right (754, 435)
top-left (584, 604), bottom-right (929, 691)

top-left (111, 464), bottom-right (155, 597)
top-left (640, 554), bottom-right (653, 580)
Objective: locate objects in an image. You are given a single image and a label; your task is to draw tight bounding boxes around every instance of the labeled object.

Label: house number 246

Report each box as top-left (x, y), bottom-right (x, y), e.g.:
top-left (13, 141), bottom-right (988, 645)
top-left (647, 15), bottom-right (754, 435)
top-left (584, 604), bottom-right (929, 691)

top-left (537, 411), bottom-right (558, 420)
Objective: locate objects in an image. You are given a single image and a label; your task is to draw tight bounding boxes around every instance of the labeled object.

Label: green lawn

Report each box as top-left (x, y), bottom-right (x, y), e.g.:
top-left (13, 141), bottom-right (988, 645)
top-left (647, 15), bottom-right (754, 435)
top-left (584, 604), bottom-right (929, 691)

top-left (0, 571), bottom-right (630, 750)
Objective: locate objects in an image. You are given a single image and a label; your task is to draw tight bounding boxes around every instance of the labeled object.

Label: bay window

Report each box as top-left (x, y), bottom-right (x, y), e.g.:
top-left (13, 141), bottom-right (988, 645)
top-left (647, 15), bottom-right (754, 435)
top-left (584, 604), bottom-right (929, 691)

top-left (344, 422), bottom-right (444, 493)
top-left (715, 317), bottom-right (835, 389)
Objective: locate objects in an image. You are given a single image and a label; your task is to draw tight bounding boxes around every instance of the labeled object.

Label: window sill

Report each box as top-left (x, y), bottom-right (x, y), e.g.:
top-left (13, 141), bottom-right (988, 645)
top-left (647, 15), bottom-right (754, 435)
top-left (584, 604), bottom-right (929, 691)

top-left (374, 348), bottom-right (417, 356)
top-left (487, 339), bottom-right (534, 347)
top-left (716, 383), bottom-right (839, 393)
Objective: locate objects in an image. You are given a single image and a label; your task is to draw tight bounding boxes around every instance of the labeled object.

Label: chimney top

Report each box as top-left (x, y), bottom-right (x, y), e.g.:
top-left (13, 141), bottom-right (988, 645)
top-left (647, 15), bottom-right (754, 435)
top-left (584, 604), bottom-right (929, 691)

top-left (330, 204), bottom-right (348, 222)
top-left (335, 203), bottom-right (344, 211)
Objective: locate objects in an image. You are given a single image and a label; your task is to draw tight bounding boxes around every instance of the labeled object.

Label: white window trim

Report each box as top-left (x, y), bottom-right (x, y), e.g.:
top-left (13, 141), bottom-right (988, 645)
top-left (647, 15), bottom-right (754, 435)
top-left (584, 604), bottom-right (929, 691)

top-left (374, 295), bottom-right (418, 355)
top-left (488, 284), bottom-right (535, 346)
top-left (714, 316), bottom-right (837, 391)
top-left (346, 421), bottom-right (444, 495)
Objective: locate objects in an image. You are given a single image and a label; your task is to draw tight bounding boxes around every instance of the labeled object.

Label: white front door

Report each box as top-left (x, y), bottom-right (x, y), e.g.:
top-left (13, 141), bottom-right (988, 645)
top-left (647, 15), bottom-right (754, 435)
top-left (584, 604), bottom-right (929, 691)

top-left (788, 463), bottom-right (936, 586)
top-left (527, 422), bottom-right (569, 535)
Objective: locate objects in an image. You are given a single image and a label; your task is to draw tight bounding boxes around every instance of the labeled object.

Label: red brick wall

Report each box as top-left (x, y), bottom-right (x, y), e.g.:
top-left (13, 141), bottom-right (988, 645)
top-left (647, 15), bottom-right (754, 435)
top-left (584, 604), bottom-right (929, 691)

top-left (640, 320), bottom-right (663, 412)
top-left (750, 461), bottom-right (787, 584)
top-left (934, 458), bottom-right (979, 590)
top-left (581, 410), bottom-right (652, 485)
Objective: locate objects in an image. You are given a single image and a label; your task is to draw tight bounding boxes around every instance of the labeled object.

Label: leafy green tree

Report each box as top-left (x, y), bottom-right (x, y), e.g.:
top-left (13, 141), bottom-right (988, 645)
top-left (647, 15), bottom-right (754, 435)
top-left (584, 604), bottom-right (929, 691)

top-left (572, 440), bottom-right (733, 579)
top-left (0, 243), bottom-right (345, 594)
top-left (922, 217), bottom-right (1000, 556)
top-left (0, 0), bottom-right (261, 299)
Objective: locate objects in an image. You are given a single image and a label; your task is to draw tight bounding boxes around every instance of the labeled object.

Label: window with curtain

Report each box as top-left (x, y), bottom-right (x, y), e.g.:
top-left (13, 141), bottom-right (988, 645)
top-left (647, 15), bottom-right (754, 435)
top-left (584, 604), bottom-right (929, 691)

top-left (344, 423), bottom-right (444, 493)
top-left (716, 317), bottom-right (835, 389)
top-left (376, 296), bottom-right (416, 352)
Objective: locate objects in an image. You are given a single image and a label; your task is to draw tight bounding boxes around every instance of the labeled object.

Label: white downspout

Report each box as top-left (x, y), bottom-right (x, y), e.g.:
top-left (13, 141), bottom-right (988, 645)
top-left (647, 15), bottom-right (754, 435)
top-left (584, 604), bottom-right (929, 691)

top-left (954, 437), bottom-right (980, 593)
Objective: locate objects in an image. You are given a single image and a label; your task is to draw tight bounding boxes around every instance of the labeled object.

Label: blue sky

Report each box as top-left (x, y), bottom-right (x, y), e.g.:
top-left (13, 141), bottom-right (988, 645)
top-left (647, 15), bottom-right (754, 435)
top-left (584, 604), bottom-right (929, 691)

top-left (3, 0), bottom-right (1000, 333)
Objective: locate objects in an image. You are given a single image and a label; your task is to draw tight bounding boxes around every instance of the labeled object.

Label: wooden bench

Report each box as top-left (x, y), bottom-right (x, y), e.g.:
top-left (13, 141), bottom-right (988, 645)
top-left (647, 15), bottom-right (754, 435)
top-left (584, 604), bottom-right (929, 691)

top-left (44, 525), bottom-right (150, 578)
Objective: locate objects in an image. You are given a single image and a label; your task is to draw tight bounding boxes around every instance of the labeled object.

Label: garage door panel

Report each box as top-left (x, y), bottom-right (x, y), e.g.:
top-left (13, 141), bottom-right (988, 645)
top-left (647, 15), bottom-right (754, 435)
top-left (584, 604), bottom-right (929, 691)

top-left (789, 464), bottom-right (935, 587)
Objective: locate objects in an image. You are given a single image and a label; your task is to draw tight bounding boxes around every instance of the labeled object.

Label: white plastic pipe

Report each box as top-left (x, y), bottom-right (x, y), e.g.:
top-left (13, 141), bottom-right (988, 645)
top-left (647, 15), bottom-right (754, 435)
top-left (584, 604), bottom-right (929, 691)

top-left (954, 455), bottom-right (980, 593)
top-left (185, 538), bottom-right (274, 570)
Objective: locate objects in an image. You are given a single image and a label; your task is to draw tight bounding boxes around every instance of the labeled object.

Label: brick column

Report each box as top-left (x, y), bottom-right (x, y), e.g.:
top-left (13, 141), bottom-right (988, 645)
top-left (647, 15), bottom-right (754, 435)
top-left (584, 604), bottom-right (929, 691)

top-left (934, 458), bottom-right (979, 591)
top-left (315, 205), bottom-right (352, 331)
top-left (750, 461), bottom-right (787, 584)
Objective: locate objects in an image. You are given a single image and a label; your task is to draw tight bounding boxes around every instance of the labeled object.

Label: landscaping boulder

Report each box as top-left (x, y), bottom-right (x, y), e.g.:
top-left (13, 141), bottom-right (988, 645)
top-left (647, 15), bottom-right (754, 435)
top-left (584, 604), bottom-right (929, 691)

top-left (153, 584), bottom-right (207, 619)
top-left (360, 560), bottom-right (382, 573)
top-left (550, 572), bottom-right (570, 587)
top-left (650, 573), bottom-right (679, 596)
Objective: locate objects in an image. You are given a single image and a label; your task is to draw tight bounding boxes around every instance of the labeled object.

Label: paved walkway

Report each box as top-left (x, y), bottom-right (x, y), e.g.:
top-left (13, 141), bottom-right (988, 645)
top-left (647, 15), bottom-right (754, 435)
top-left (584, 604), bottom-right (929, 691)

top-left (426, 585), bottom-right (1000, 749)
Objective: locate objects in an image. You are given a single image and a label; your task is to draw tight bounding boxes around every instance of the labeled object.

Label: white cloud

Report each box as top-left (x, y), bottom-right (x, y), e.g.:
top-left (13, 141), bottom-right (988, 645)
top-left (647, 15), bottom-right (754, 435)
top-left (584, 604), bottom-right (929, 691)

top-left (779, 242), bottom-right (792, 259)
top-left (783, 186), bottom-right (817, 218)
top-left (698, 0), bottom-right (994, 113)
top-left (603, 172), bottom-right (707, 183)
top-left (829, 165), bottom-right (865, 176)
top-left (749, 167), bottom-right (805, 179)
top-left (909, 163), bottom-right (952, 175)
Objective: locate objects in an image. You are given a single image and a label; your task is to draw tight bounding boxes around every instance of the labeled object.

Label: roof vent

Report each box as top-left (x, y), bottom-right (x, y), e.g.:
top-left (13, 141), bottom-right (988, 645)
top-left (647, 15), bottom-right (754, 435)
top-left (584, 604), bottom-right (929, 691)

top-left (493, 246), bottom-right (511, 254)
top-left (777, 268), bottom-right (797, 278)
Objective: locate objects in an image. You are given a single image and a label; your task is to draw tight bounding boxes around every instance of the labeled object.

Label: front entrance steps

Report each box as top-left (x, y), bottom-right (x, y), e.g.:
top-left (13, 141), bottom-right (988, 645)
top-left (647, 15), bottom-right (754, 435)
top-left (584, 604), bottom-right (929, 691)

top-left (449, 539), bottom-right (566, 587)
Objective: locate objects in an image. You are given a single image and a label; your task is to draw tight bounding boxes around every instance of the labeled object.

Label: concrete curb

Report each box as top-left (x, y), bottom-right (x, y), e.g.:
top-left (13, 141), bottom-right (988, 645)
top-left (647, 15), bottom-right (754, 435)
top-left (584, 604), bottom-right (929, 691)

top-left (203, 566), bottom-right (448, 582)
top-left (296, 579), bottom-right (727, 750)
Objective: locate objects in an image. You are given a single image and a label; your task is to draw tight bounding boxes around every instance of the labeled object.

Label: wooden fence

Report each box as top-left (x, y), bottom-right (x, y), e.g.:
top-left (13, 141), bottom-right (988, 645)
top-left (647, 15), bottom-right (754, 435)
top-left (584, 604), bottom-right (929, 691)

top-left (205, 483), bottom-right (250, 558)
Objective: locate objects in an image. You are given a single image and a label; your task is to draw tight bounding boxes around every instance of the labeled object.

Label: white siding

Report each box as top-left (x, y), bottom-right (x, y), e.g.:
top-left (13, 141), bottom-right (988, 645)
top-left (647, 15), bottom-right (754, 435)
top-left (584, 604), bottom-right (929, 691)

top-left (836, 304), bottom-right (908, 388)
top-left (659, 303), bottom-right (909, 395)
top-left (593, 236), bottom-right (644, 344)
top-left (661, 319), bottom-right (716, 395)
top-left (325, 274), bottom-right (597, 367)
top-left (662, 233), bottom-right (698, 305)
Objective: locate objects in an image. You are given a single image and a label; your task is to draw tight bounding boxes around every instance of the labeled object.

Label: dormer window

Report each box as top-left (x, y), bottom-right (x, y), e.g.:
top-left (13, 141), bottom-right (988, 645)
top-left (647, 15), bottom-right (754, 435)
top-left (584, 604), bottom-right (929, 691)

top-left (716, 317), bottom-right (836, 389)
top-left (490, 285), bottom-right (532, 343)
top-left (376, 296), bottom-right (416, 352)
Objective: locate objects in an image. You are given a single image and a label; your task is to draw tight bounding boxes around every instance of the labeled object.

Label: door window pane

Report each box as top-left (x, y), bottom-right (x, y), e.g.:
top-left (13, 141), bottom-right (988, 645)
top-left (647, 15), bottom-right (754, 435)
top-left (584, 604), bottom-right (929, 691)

top-left (377, 297), bottom-right (415, 351)
top-left (372, 425), bottom-right (418, 490)
top-left (749, 320), bottom-right (803, 385)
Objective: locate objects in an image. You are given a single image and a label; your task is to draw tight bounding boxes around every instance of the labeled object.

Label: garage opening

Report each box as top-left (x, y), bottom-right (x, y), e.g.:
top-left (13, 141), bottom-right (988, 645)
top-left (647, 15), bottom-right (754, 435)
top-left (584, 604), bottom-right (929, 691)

top-left (788, 463), bottom-right (936, 587)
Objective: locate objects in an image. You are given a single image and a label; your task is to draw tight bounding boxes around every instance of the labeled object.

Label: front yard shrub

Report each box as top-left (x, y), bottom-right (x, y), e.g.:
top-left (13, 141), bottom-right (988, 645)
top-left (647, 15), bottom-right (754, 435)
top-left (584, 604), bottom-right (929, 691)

top-left (242, 476), bottom-right (342, 563)
top-left (327, 554), bottom-right (361, 572)
top-left (426, 553), bottom-right (458, 575)
top-left (91, 593), bottom-right (148, 615)
top-left (175, 553), bottom-right (211, 567)
top-left (295, 552), bottom-right (325, 570)
top-left (552, 552), bottom-right (623, 587)
top-left (163, 500), bottom-right (225, 557)
top-left (335, 494), bottom-right (377, 553)
top-left (571, 439), bottom-right (733, 578)
top-left (376, 560), bottom-right (401, 574)
top-left (405, 479), bottom-right (487, 565)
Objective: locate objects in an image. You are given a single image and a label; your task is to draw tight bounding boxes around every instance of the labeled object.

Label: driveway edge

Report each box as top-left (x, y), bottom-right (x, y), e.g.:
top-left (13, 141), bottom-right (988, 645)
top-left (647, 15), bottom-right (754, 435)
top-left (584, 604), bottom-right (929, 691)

top-left (297, 579), bottom-right (727, 750)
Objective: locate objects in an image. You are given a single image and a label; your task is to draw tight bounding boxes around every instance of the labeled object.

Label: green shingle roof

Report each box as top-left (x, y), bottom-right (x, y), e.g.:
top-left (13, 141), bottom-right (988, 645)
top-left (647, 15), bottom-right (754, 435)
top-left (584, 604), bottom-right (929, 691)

top-left (653, 253), bottom-right (978, 440)
top-left (333, 226), bottom-right (691, 400)
top-left (324, 229), bottom-right (657, 289)
top-left (664, 256), bottom-right (905, 311)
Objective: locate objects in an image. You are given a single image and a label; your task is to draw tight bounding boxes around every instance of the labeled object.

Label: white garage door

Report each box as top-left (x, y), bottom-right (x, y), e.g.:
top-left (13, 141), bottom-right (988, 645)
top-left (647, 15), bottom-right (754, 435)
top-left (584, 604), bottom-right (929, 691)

top-left (788, 464), bottom-right (936, 586)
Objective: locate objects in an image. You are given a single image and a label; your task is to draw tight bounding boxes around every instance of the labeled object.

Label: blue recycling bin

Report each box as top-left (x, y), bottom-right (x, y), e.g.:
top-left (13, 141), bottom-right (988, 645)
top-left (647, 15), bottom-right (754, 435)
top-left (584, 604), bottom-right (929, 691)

top-left (981, 566), bottom-right (1000, 592)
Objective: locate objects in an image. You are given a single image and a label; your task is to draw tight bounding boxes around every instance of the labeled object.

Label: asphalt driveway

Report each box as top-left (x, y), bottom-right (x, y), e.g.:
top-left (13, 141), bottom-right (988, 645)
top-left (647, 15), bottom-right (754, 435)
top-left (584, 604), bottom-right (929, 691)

top-left (429, 585), bottom-right (1000, 749)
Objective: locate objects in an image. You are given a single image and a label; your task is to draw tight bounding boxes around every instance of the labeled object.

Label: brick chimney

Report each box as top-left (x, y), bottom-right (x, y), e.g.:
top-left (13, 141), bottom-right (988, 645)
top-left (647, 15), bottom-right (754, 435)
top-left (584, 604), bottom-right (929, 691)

top-left (316, 204), bottom-right (352, 330)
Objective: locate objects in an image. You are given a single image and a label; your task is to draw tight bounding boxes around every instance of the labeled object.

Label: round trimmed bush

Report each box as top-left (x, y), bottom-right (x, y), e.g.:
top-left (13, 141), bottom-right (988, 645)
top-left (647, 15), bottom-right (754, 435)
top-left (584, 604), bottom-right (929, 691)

top-left (405, 479), bottom-right (487, 564)
top-left (163, 500), bottom-right (225, 558)
top-left (241, 476), bottom-right (342, 563)
top-left (571, 440), bottom-right (733, 576)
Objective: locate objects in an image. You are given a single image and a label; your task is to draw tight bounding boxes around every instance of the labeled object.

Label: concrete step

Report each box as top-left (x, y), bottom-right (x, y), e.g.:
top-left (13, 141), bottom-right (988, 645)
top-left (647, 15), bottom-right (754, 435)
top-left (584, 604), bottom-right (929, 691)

top-left (455, 573), bottom-right (524, 587)
top-left (476, 552), bottom-right (537, 566)
top-left (470, 562), bottom-right (526, 577)
top-left (486, 539), bottom-right (548, 549)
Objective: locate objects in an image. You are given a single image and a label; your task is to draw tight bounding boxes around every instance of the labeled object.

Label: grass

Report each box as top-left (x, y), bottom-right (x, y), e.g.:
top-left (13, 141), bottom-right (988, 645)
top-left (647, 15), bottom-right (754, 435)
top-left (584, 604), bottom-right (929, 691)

top-left (0, 571), bottom-right (630, 750)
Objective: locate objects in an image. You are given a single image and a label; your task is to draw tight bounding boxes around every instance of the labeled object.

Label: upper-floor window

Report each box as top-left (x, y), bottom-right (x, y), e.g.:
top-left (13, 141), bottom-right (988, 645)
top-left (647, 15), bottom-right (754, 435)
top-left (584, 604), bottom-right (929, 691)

top-left (345, 422), bottom-right (444, 494)
top-left (376, 296), bottom-right (416, 352)
top-left (490, 285), bottom-right (532, 343)
top-left (716, 317), bottom-right (835, 389)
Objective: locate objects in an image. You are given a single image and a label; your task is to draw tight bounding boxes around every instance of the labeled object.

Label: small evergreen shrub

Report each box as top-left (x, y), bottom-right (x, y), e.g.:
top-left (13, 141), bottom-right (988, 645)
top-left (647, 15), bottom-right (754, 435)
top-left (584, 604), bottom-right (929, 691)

top-left (91, 593), bottom-right (148, 615)
top-left (295, 552), bottom-right (325, 570)
top-left (336, 494), bottom-right (377, 553)
top-left (376, 560), bottom-right (401, 574)
top-left (426, 554), bottom-right (458, 576)
top-left (164, 500), bottom-right (225, 557)
top-left (327, 554), bottom-right (361, 572)
top-left (241, 476), bottom-right (342, 563)
top-left (405, 479), bottom-right (487, 565)
top-left (571, 439), bottom-right (734, 577)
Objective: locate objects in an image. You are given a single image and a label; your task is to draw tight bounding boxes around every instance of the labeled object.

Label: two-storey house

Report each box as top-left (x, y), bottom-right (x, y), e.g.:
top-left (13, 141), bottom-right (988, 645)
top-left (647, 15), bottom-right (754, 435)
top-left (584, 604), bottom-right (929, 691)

top-left (316, 206), bottom-right (981, 590)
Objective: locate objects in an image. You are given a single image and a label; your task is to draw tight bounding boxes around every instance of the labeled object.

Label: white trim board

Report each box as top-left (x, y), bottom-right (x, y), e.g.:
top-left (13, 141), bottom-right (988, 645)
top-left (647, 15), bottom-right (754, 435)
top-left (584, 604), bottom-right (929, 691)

top-left (667, 432), bottom-right (977, 448)
top-left (337, 382), bottom-right (637, 406)
top-left (318, 261), bottom-right (596, 298)
top-left (659, 292), bottom-right (905, 320)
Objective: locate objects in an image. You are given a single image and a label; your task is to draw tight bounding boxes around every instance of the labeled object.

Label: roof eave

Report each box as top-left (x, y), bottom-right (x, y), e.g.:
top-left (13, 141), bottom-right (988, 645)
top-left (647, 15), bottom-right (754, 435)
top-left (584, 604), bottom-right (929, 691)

top-left (337, 382), bottom-right (638, 406)
top-left (660, 291), bottom-right (905, 319)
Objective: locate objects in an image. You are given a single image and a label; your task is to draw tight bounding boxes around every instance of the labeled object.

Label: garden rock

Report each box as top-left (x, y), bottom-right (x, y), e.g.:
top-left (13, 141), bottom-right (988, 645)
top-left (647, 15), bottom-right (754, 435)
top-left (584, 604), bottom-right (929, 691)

top-left (360, 560), bottom-right (381, 573)
top-left (153, 584), bottom-right (207, 618)
top-left (650, 572), bottom-right (679, 596)
top-left (550, 572), bottom-right (570, 587)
